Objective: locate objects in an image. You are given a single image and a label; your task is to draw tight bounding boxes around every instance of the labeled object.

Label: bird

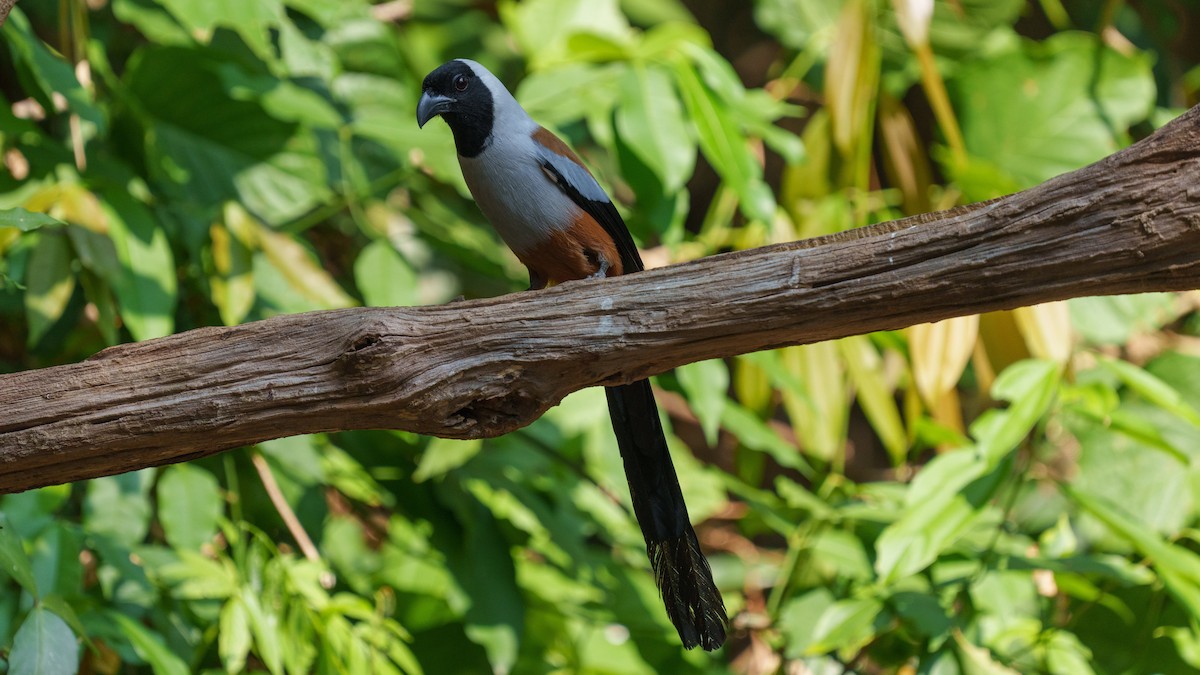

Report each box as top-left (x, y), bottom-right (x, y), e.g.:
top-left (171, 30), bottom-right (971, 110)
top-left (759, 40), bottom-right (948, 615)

top-left (417, 59), bottom-right (728, 651)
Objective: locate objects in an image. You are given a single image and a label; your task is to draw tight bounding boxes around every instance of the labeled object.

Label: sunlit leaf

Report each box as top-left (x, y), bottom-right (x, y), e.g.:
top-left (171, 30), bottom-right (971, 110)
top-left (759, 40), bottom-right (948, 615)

top-left (157, 464), bottom-right (223, 550)
top-left (355, 239), bottom-right (417, 307)
top-left (614, 64), bottom-right (695, 192)
top-left (23, 230), bottom-right (75, 346)
top-left (102, 190), bottom-right (177, 340)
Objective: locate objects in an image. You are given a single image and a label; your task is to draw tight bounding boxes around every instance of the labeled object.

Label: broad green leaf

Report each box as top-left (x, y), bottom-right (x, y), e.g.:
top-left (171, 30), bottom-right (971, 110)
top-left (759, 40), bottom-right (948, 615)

top-left (23, 231), bottom-right (75, 346)
top-left (101, 190), bottom-right (177, 340)
top-left (157, 464), bottom-right (223, 550)
top-left (1045, 630), bottom-right (1095, 675)
top-left (948, 32), bottom-right (1154, 199)
top-left (676, 358), bottom-right (728, 446)
top-left (29, 523), bottom-right (82, 600)
top-left (778, 588), bottom-right (836, 657)
top-left (125, 46), bottom-right (329, 225)
top-left (1069, 293), bottom-right (1176, 345)
top-left (9, 607), bottom-right (79, 675)
top-left (875, 451), bottom-right (1006, 581)
top-left (110, 0), bottom-right (193, 44)
top-left (156, 0), bottom-right (285, 61)
top-left (110, 611), bottom-right (190, 675)
top-left (0, 208), bottom-right (64, 232)
top-left (517, 63), bottom-right (623, 127)
top-left (499, 0), bottom-right (632, 70)
top-left (974, 359), bottom-right (1060, 463)
top-left (355, 239), bottom-right (417, 307)
top-left (805, 597), bottom-right (884, 655)
top-left (83, 471), bottom-right (153, 548)
top-left (615, 64), bottom-right (695, 192)
top-left (1069, 403), bottom-right (1193, 536)
top-left (1070, 488), bottom-right (1200, 619)
top-left (0, 513), bottom-right (38, 595)
top-left (413, 438), bottom-right (484, 482)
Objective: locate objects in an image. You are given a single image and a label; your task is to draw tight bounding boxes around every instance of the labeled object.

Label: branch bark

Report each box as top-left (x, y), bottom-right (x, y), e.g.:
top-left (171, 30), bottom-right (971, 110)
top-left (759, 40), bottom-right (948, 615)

top-left (2, 106), bottom-right (1200, 494)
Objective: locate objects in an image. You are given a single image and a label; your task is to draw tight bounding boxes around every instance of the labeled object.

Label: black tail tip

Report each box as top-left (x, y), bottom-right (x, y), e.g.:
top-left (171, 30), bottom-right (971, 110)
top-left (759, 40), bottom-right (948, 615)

top-left (649, 535), bottom-right (729, 651)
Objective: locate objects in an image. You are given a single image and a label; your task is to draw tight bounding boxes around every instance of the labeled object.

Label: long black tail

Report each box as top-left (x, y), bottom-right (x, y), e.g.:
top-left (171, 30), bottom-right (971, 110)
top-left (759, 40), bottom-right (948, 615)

top-left (605, 380), bottom-right (727, 651)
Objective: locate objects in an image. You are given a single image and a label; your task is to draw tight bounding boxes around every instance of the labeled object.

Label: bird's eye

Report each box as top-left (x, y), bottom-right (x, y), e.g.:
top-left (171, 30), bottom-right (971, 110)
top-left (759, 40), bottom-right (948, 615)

top-left (453, 74), bottom-right (469, 92)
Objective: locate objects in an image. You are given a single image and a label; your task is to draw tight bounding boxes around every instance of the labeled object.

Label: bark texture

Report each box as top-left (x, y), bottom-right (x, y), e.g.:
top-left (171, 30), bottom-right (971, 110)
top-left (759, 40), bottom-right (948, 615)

top-left (2, 105), bottom-right (1200, 494)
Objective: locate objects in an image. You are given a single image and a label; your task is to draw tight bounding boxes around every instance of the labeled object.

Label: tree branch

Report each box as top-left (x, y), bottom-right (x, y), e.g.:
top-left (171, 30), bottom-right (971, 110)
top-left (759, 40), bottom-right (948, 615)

top-left (2, 106), bottom-right (1199, 494)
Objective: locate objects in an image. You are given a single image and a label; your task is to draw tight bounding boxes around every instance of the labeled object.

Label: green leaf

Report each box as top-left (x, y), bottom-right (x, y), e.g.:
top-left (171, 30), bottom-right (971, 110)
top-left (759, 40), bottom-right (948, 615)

top-left (219, 598), bottom-right (252, 673)
top-left (29, 523), bottom-right (82, 600)
top-left (1069, 293), bottom-right (1176, 345)
top-left (672, 56), bottom-right (774, 222)
top-left (874, 450), bottom-right (1007, 581)
top-left (157, 464), bottom-right (223, 550)
top-left (355, 239), bottom-right (417, 307)
top-left (1100, 357), bottom-right (1200, 428)
top-left (83, 471), bottom-right (154, 548)
top-left (778, 588), bottom-right (835, 657)
top-left (500, 0), bottom-right (632, 70)
top-left (722, 402), bottom-right (813, 476)
top-left (101, 190), bottom-right (177, 340)
top-left (0, 512), bottom-right (38, 596)
top-left (110, 611), bottom-right (190, 675)
top-left (413, 438), bottom-right (484, 483)
top-left (676, 358), bottom-right (728, 446)
top-left (1070, 488), bottom-right (1200, 620)
top-left (9, 607), bottom-right (79, 675)
top-left (0, 208), bottom-right (65, 232)
top-left (155, 0), bottom-right (285, 61)
top-left (974, 359), bottom-right (1060, 463)
top-left (2, 8), bottom-right (104, 134)
top-left (948, 32), bottom-right (1154, 199)
top-left (806, 597), bottom-right (884, 655)
top-left (614, 64), bottom-right (695, 192)
top-left (125, 47), bottom-right (330, 225)
top-left (240, 587), bottom-right (284, 674)
top-left (24, 231), bottom-right (75, 346)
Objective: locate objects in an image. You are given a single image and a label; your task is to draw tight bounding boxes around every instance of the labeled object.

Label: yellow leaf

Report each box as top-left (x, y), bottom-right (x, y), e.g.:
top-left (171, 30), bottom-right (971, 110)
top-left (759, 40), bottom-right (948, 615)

top-left (1013, 301), bottom-right (1073, 364)
top-left (909, 314), bottom-right (978, 409)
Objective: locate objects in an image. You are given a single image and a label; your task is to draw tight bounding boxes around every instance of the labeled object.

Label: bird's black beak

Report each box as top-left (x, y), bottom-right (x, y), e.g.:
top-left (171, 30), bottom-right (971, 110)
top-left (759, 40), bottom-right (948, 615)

top-left (417, 91), bottom-right (454, 128)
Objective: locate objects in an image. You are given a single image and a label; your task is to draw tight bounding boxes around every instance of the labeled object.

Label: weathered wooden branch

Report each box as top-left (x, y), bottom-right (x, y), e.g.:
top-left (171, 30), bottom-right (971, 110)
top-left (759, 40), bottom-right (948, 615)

top-left (2, 106), bottom-right (1199, 494)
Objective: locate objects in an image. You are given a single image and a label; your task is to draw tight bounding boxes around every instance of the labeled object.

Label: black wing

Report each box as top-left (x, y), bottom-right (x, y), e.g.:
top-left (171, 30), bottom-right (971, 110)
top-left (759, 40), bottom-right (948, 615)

top-left (536, 148), bottom-right (644, 274)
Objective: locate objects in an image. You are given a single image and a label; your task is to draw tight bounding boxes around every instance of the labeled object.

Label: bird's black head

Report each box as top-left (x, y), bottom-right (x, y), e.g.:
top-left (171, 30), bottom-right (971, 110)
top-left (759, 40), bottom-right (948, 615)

top-left (417, 60), bottom-right (495, 158)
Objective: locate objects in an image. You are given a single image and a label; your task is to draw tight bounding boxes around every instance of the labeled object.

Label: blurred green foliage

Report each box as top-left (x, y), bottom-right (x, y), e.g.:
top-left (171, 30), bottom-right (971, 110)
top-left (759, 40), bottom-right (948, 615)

top-left (2, 0), bottom-right (1200, 672)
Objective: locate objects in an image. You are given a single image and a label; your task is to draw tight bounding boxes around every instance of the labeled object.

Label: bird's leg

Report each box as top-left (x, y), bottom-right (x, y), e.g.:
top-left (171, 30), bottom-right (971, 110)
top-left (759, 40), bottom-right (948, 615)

top-left (586, 251), bottom-right (610, 280)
